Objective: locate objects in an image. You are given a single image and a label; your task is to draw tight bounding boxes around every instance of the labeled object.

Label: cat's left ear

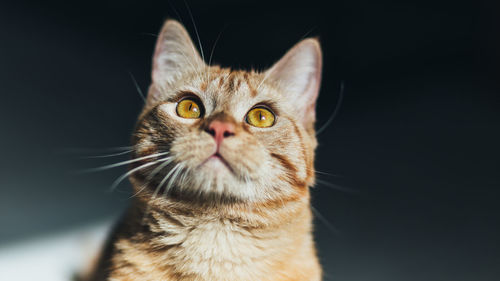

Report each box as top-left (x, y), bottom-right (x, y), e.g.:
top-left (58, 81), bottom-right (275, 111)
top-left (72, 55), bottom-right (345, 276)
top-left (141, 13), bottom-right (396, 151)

top-left (152, 20), bottom-right (204, 83)
top-left (265, 38), bottom-right (322, 132)
top-left (147, 20), bottom-right (205, 106)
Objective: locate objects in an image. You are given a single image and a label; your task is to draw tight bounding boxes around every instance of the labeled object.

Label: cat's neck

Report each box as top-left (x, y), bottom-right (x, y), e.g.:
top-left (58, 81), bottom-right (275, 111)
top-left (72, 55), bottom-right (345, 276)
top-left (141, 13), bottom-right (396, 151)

top-left (123, 194), bottom-right (316, 280)
top-left (133, 189), bottom-right (310, 230)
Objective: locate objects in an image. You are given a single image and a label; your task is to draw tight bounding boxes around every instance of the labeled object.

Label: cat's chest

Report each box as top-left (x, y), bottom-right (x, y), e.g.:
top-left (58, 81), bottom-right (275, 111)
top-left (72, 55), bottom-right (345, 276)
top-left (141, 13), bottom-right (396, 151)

top-left (152, 217), bottom-right (282, 280)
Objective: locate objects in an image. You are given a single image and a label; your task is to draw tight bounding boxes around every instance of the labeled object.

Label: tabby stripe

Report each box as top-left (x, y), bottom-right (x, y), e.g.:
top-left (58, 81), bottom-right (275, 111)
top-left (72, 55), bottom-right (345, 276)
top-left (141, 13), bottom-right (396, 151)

top-left (199, 81), bottom-right (207, 91)
top-left (244, 72), bottom-right (258, 97)
top-left (235, 77), bottom-right (242, 90)
top-left (218, 76), bottom-right (225, 88)
top-left (226, 72), bottom-right (237, 92)
top-left (271, 153), bottom-right (298, 174)
top-left (289, 119), bottom-right (314, 181)
top-left (270, 152), bottom-right (306, 188)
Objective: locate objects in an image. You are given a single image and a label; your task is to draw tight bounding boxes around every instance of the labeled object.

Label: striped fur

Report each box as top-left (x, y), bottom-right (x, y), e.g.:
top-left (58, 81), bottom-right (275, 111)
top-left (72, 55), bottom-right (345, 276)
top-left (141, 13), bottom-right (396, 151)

top-left (85, 20), bottom-right (323, 281)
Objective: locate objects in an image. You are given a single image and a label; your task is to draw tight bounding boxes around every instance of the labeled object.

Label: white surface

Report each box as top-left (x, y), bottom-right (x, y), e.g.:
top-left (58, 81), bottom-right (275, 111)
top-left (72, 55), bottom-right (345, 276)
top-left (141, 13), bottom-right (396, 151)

top-left (0, 221), bottom-right (111, 281)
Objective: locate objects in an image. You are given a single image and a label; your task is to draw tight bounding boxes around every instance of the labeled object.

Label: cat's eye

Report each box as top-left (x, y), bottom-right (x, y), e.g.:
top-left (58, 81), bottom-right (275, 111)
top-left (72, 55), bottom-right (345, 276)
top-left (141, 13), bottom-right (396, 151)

top-left (246, 107), bottom-right (275, 128)
top-left (176, 98), bottom-right (202, 119)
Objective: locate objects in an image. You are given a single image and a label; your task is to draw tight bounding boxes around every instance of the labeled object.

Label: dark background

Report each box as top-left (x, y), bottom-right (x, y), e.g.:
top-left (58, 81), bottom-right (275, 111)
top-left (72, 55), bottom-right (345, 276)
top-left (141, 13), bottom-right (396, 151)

top-left (1, 0), bottom-right (499, 280)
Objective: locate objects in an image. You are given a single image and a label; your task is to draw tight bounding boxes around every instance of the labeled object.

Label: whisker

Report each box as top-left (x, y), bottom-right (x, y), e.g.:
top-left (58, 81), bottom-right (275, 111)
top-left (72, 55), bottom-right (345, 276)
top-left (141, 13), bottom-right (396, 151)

top-left (132, 183), bottom-right (149, 200)
top-left (141, 32), bottom-right (158, 38)
top-left (130, 156), bottom-right (174, 198)
top-left (128, 71), bottom-right (146, 103)
top-left (183, 0), bottom-right (205, 63)
top-left (205, 25), bottom-right (225, 82)
top-left (163, 163), bottom-right (184, 197)
top-left (78, 152), bottom-right (169, 173)
top-left (182, 0), bottom-right (208, 83)
top-left (152, 163), bottom-right (181, 198)
top-left (179, 166), bottom-right (191, 186)
top-left (163, 2), bottom-right (205, 83)
top-left (146, 157), bottom-right (175, 181)
top-left (316, 178), bottom-right (358, 193)
top-left (306, 167), bottom-right (341, 177)
top-left (256, 68), bottom-right (274, 91)
top-left (178, 51), bottom-right (205, 81)
top-left (316, 81), bottom-right (345, 135)
top-left (80, 149), bottom-right (134, 159)
top-left (57, 146), bottom-right (134, 155)
top-left (141, 164), bottom-right (182, 223)
top-left (208, 27), bottom-right (225, 67)
top-left (109, 159), bottom-right (164, 192)
top-left (311, 206), bottom-right (339, 235)
top-left (316, 171), bottom-right (342, 177)
top-left (166, 0), bottom-right (184, 29)
top-left (299, 26), bottom-right (317, 40)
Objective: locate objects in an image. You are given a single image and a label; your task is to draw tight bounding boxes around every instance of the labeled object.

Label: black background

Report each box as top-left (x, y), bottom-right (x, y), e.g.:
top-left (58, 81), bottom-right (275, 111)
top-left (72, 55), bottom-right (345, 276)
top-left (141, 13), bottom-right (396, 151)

top-left (1, 0), bottom-right (499, 280)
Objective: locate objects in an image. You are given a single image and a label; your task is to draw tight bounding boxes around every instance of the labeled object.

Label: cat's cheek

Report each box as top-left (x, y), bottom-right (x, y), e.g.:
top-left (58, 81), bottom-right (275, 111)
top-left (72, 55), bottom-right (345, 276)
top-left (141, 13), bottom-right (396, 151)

top-left (135, 138), bottom-right (157, 155)
top-left (170, 136), bottom-right (214, 167)
top-left (244, 125), bottom-right (285, 149)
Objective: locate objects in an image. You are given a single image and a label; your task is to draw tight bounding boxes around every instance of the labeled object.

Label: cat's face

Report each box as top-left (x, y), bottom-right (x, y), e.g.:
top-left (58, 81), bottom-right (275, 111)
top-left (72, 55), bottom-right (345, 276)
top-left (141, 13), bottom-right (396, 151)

top-left (130, 20), bottom-right (322, 203)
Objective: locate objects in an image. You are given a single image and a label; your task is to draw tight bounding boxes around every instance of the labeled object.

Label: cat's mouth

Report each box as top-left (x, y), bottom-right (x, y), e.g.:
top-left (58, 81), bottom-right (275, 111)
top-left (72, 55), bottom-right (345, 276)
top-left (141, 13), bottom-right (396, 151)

top-left (199, 152), bottom-right (235, 174)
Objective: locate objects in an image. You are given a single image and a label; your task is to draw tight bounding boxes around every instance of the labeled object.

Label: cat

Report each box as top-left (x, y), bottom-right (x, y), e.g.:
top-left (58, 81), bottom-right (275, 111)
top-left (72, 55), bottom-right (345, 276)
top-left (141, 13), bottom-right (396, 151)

top-left (84, 19), bottom-right (323, 281)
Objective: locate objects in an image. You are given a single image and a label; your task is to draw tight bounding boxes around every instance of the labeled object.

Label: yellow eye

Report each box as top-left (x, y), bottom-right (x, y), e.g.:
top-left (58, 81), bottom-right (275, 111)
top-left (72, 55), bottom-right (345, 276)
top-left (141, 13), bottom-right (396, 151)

top-left (246, 107), bottom-right (275, 128)
top-left (176, 99), bottom-right (202, 119)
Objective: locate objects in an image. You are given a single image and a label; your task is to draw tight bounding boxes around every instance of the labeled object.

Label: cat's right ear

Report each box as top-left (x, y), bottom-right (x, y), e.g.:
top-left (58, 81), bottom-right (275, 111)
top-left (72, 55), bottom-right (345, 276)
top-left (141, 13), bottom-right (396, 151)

top-left (148, 20), bottom-right (204, 104)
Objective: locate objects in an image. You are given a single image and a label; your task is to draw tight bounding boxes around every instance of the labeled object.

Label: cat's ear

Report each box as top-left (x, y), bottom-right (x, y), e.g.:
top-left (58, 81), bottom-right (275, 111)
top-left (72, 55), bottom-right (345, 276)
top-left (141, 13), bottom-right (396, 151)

top-left (151, 19), bottom-right (204, 86)
top-left (265, 38), bottom-right (322, 131)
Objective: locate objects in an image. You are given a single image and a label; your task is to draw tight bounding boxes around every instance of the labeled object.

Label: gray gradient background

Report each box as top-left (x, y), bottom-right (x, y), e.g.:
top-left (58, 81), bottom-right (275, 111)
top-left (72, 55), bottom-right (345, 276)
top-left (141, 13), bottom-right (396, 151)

top-left (1, 0), bottom-right (499, 280)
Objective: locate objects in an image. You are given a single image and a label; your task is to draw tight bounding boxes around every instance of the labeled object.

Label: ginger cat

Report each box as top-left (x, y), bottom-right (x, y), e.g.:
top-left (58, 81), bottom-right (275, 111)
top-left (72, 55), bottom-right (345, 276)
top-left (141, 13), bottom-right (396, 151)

top-left (85, 19), bottom-right (323, 281)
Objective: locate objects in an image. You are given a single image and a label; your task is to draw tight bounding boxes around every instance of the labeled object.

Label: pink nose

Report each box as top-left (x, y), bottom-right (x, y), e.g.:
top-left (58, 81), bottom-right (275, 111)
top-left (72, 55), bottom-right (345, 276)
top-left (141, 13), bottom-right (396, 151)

top-left (206, 120), bottom-right (235, 146)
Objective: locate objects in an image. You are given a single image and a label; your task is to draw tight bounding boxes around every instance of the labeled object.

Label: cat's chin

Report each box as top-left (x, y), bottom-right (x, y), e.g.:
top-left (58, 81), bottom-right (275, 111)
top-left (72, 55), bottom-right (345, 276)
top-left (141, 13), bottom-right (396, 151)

top-left (199, 154), bottom-right (235, 175)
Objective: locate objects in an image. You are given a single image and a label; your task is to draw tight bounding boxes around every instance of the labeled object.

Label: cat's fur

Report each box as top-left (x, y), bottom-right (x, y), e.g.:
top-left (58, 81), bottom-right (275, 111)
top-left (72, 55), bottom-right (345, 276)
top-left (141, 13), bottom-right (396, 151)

top-left (85, 20), bottom-right (323, 281)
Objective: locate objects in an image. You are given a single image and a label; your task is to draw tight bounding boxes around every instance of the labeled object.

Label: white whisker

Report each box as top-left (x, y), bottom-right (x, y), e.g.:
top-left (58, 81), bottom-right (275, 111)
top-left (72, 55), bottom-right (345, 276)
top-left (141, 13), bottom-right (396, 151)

top-left (311, 206), bottom-right (339, 235)
top-left (140, 162), bottom-right (180, 224)
top-left (146, 157), bottom-right (175, 181)
top-left (163, 163), bottom-right (184, 197)
top-left (179, 166), bottom-right (191, 185)
top-left (182, 0), bottom-right (209, 84)
top-left (184, 0), bottom-right (205, 63)
top-left (256, 68), bottom-right (274, 91)
top-left (305, 167), bottom-right (340, 177)
top-left (79, 152), bottom-right (169, 173)
top-left (178, 51), bottom-right (205, 82)
top-left (109, 159), bottom-right (163, 191)
top-left (80, 149), bottom-right (134, 159)
top-left (316, 178), bottom-right (357, 193)
top-left (128, 71), bottom-right (147, 103)
top-left (316, 81), bottom-right (344, 135)
top-left (205, 27), bottom-right (225, 82)
top-left (131, 183), bottom-right (149, 199)
top-left (163, 1), bottom-right (204, 82)
top-left (130, 157), bottom-right (174, 198)
top-left (208, 28), bottom-right (224, 67)
top-left (152, 163), bottom-right (181, 198)
top-left (59, 146), bottom-right (134, 155)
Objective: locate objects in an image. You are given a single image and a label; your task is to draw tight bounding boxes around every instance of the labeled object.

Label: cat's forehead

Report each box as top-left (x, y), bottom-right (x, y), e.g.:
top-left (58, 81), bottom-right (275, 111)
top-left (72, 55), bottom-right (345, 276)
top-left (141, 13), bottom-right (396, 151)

top-left (187, 67), bottom-right (281, 115)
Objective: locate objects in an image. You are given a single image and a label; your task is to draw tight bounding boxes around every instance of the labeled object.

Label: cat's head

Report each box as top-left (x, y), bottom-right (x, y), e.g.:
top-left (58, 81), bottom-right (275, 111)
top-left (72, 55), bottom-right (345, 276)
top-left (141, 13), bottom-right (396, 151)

top-left (131, 20), bottom-right (322, 204)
